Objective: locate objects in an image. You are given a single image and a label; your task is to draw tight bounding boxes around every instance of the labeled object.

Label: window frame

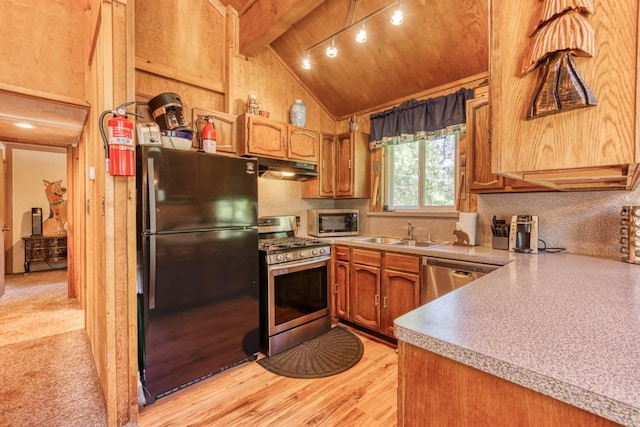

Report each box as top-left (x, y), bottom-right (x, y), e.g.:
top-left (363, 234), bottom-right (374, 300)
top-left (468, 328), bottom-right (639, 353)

top-left (384, 133), bottom-right (460, 214)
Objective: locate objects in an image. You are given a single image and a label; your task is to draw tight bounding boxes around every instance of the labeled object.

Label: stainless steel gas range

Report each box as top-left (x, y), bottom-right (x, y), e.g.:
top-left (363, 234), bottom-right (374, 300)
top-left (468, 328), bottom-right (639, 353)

top-left (258, 215), bottom-right (332, 357)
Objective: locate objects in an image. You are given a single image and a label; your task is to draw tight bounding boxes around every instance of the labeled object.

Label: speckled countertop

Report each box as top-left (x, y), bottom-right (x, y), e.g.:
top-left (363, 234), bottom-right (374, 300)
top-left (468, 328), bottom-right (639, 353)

top-left (388, 246), bottom-right (639, 426)
top-left (328, 237), bottom-right (640, 425)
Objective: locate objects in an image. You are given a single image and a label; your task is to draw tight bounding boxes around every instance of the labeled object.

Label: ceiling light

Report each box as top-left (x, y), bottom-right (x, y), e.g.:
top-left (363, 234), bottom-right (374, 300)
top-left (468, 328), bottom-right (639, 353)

top-left (355, 21), bottom-right (367, 43)
top-left (326, 37), bottom-right (338, 58)
top-left (390, 1), bottom-right (404, 25)
top-left (301, 1), bottom-right (404, 68)
top-left (301, 51), bottom-right (311, 69)
top-left (14, 122), bottom-right (35, 129)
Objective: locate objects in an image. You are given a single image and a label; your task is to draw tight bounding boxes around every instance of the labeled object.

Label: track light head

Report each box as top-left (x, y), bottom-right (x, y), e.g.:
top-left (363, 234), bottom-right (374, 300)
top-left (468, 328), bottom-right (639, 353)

top-left (326, 38), bottom-right (338, 57)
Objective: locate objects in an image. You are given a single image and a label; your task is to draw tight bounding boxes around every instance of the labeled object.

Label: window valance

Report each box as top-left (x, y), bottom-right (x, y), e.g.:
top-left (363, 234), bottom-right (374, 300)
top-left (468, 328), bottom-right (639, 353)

top-left (369, 88), bottom-right (474, 149)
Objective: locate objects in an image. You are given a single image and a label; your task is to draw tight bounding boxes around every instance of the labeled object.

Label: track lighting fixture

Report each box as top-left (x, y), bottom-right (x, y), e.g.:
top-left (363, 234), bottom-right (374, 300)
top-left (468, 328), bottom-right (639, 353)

top-left (301, 51), bottom-right (311, 69)
top-left (355, 21), bottom-right (367, 43)
top-left (300, 0), bottom-right (404, 69)
top-left (390, 0), bottom-right (404, 25)
top-left (326, 37), bottom-right (338, 57)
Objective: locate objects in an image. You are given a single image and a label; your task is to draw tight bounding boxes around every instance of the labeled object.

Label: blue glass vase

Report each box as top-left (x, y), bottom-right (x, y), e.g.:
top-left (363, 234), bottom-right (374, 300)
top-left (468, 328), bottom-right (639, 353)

top-left (290, 99), bottom-right (306, 127)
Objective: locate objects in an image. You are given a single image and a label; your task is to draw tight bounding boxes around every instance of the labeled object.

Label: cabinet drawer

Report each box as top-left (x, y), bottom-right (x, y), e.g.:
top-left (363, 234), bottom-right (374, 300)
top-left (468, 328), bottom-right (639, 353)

top-left (385, 253), bottom-right (420, 273)
top-left (352, 248), bottom-right (381, 266)
top-left (334, 245), bottom-right (350, 261)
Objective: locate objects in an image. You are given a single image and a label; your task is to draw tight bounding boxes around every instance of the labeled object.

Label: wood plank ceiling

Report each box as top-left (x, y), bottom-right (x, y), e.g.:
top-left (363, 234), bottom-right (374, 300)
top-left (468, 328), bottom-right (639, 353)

top-left (0, 0), bottom-right (489, 146)
top-left (231, 0), bottom-right (489, 119)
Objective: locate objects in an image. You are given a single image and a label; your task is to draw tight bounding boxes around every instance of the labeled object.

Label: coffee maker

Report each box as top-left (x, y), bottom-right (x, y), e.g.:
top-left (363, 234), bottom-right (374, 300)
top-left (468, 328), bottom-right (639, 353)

top-left (508, 215), bottom-right (539, 253)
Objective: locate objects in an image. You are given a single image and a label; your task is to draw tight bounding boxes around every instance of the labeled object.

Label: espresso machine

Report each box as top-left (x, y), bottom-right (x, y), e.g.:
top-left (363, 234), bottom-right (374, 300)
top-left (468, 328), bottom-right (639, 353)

top-left (508, 215), bottom-right (539, 253)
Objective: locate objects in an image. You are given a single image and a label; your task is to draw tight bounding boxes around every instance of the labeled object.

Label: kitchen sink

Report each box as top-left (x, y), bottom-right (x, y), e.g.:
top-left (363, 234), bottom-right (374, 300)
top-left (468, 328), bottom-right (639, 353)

top-left (354, 236), bottom-right (403, 244)
top-left (396, 240), bottom-right (446, 247)
top-left (352, 237), bottom-right (446, 247)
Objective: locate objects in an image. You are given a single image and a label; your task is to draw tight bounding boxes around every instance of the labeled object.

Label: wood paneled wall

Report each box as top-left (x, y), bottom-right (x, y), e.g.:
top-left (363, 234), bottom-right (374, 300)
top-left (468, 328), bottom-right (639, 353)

top-left (85, 1), bottom-right (138, 425)
top-left (0, 0), bottom-right (86, 100)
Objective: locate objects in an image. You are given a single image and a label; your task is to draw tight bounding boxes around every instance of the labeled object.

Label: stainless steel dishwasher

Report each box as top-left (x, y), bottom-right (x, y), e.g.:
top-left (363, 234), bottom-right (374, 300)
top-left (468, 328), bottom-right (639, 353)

top-left (421, 257), bottom-right (499, 304)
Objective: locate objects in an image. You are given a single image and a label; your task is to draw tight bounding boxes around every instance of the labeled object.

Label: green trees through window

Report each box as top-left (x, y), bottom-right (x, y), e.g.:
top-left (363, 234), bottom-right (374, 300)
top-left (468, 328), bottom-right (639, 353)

top-left (387, 135), bottom-right (456, 209)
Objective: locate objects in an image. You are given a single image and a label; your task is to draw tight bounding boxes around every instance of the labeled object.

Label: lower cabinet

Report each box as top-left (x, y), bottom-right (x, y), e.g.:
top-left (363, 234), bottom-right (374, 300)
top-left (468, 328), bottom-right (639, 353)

top-left (351, 249), bottom-right (382, 331)
top-left (333, 245), bottom-right (350, 319)
top-left (332, 245), bottom-right (421, 339)
top-left (381, 253), bottom-right (420, 337)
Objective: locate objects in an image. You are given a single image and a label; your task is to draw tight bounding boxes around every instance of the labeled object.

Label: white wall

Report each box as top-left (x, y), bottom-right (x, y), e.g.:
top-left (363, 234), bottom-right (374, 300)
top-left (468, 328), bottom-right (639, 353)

top-left (12, 148), bottom-right (67, 272)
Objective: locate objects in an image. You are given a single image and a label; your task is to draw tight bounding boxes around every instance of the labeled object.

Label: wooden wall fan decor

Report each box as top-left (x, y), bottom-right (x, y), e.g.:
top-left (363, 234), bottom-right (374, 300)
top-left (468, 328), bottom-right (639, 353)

top-left (520, 0), bottom-right (597, 119)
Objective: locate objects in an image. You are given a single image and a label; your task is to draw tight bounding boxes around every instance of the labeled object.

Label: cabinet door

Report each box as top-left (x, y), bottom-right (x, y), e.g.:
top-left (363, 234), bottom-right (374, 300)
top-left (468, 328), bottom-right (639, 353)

top-left (490, 0), bottom-right (639, 190)
top-left (319, 133), bottom-right (336, 197)
top-left (381, 269), bottom-right (420, 338)
top-left (210, 112), bottom-right (237, 154)
top-left (467, 97), bottom-right (504, 191)
top-left (288, 126), bottom-right (318, 163)
top-left (244, 115), bottom-right (286, 158)
top-left (350, 264), bottom-right (380, 331)
top-left (335, 133), bottom-right (353, 197)
top-left (334, 260), bottom-right (350, 320)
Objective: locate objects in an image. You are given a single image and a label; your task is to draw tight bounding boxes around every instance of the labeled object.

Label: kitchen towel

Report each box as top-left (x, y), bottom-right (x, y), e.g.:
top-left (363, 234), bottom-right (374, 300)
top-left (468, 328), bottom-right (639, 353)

top-left (456, 212), bottom-right (478, 246)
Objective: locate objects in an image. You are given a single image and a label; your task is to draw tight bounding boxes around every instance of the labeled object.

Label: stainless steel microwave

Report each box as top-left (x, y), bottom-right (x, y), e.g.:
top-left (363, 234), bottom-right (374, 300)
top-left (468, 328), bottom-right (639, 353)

top-left (307, 209), bottom-right (359, 237)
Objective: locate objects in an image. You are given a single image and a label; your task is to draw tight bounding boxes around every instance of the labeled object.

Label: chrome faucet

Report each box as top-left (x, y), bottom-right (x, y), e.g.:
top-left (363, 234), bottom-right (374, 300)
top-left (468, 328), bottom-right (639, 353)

top-left (407, 222), bottom-right (415, 240)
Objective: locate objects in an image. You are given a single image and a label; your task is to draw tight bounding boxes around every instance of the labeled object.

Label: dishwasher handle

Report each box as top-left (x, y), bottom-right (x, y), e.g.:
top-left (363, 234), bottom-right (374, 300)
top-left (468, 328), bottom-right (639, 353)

top-left (451, 270), bottom-right (473, 278)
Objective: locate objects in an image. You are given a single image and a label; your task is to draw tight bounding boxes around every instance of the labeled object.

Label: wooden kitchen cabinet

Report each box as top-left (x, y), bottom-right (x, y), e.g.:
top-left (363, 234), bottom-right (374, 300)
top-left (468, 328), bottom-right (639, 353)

top-left (398, 342), bottom-right (619, 426)
top-left (380, 253), bottom-right (420, 338)
top-left (336, 131), bottom-right (370, 198)
top-left (466, 97), bottom-right (547, 193)
top-left (333, 245), bottom-right (421, 339)
top-left (350, 248), bottom-right (381, 331)
top-left (237, 114), bottom-right (286, 158)
top-left (490, 1), bottom-right (640, 191)
top-left (192, 109), bottom-right (238, 155)
top-left (302, 131), bottom-right (370, 198)
top-left (287, 125), bottom-right (318, 163)
top-left (208, 111), bottom-right (237, 155)
top-left (237, 113), bottom-right (318, 163)
top-left (333, 245), bottom-right (350, 320)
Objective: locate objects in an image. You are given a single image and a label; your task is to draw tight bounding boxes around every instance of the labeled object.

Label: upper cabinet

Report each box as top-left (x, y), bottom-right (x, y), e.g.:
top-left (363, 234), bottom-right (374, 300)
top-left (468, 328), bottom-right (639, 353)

top-left (193, 110), bottom-right (237, 155)
top-left (287, 125), bottom-right (318, 163)
top-left (237, 113), bottom-right (318, 163)
top-left (490, 1), bottom-right (640, 190)
top-left (466, 96), bottom-right (548, 193)
top-left (237, 114), bottom-right (287, 158)
top-left (302, 131), bottom-right (370, 199)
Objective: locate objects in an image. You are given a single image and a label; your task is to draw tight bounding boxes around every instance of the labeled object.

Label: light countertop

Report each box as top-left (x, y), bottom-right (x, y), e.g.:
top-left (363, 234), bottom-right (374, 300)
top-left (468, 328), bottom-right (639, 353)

top-left (388, 248), bottom-right (640, 426)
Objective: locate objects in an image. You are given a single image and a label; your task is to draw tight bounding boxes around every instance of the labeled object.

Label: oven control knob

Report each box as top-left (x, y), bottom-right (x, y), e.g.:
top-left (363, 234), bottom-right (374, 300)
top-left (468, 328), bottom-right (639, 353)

top-left (285, 253), bottom-right (294, 261)
top-left (299, 250), bottom-right (308, 258)
top-left (316, 248), bottom-right (326, 256)
top-left (275, 254), bottom-right (284, 263)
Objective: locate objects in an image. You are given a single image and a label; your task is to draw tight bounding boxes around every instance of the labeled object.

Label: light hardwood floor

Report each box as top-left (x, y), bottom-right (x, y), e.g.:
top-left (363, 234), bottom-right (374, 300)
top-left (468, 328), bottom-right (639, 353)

top-left (138, 326), bottom-right (398, 427)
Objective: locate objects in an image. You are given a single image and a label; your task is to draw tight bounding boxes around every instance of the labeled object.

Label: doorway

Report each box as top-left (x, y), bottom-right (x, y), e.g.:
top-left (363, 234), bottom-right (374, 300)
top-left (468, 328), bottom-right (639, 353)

top-left (2, 143), bottom-right (74, 297)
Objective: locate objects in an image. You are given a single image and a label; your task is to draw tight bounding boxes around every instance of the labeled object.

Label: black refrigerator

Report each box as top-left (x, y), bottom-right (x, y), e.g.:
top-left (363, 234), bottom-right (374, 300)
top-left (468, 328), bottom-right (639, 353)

top-left (136, 146), bottom-right (259, 404)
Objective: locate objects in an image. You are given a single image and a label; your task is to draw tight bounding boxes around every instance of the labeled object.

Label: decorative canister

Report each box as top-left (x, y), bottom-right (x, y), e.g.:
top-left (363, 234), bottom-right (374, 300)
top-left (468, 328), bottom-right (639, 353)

top-left (290, 99), bottom-right (307, 127)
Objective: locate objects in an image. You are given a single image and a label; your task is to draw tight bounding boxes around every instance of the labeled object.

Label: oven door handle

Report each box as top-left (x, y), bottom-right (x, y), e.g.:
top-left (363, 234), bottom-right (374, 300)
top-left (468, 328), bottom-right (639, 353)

top-left (268, 256), bottom-right (331, 273)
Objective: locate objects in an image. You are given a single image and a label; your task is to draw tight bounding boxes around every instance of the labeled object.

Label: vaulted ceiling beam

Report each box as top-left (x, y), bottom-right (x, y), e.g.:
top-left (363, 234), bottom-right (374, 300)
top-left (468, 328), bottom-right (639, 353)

top-left (239, 0), bottom-right (325, 57)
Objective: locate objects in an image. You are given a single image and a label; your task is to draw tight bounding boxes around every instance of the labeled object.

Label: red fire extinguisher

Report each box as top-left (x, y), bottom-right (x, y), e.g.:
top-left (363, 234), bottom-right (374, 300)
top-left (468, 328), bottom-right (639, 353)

top-left (197, 116), bottom-right (217, 153)
top-left (99, 102), bottom-right (140, 176)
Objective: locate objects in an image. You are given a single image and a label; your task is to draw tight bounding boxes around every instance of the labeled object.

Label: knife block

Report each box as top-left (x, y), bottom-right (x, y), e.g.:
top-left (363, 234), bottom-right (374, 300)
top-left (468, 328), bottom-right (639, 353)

top-left (492, 236), bottom-right (509, 250)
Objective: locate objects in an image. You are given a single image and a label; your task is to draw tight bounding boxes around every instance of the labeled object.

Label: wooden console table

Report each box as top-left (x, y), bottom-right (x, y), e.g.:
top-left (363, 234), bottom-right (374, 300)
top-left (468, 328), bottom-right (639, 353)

top-left (22, 235), bottom-right (67, 272)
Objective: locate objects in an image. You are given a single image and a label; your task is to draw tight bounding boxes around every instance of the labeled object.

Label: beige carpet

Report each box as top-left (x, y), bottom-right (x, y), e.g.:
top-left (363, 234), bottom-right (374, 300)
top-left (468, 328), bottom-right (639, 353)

top-left (0, 270), bottom-right (107, 426)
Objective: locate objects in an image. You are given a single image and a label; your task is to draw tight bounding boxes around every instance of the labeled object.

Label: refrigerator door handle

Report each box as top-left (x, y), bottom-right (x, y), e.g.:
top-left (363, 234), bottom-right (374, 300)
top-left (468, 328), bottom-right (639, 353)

top-left (147, 157), bottom-right (157, 234)
top-left (149, 234), bottom-right (157, 310)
